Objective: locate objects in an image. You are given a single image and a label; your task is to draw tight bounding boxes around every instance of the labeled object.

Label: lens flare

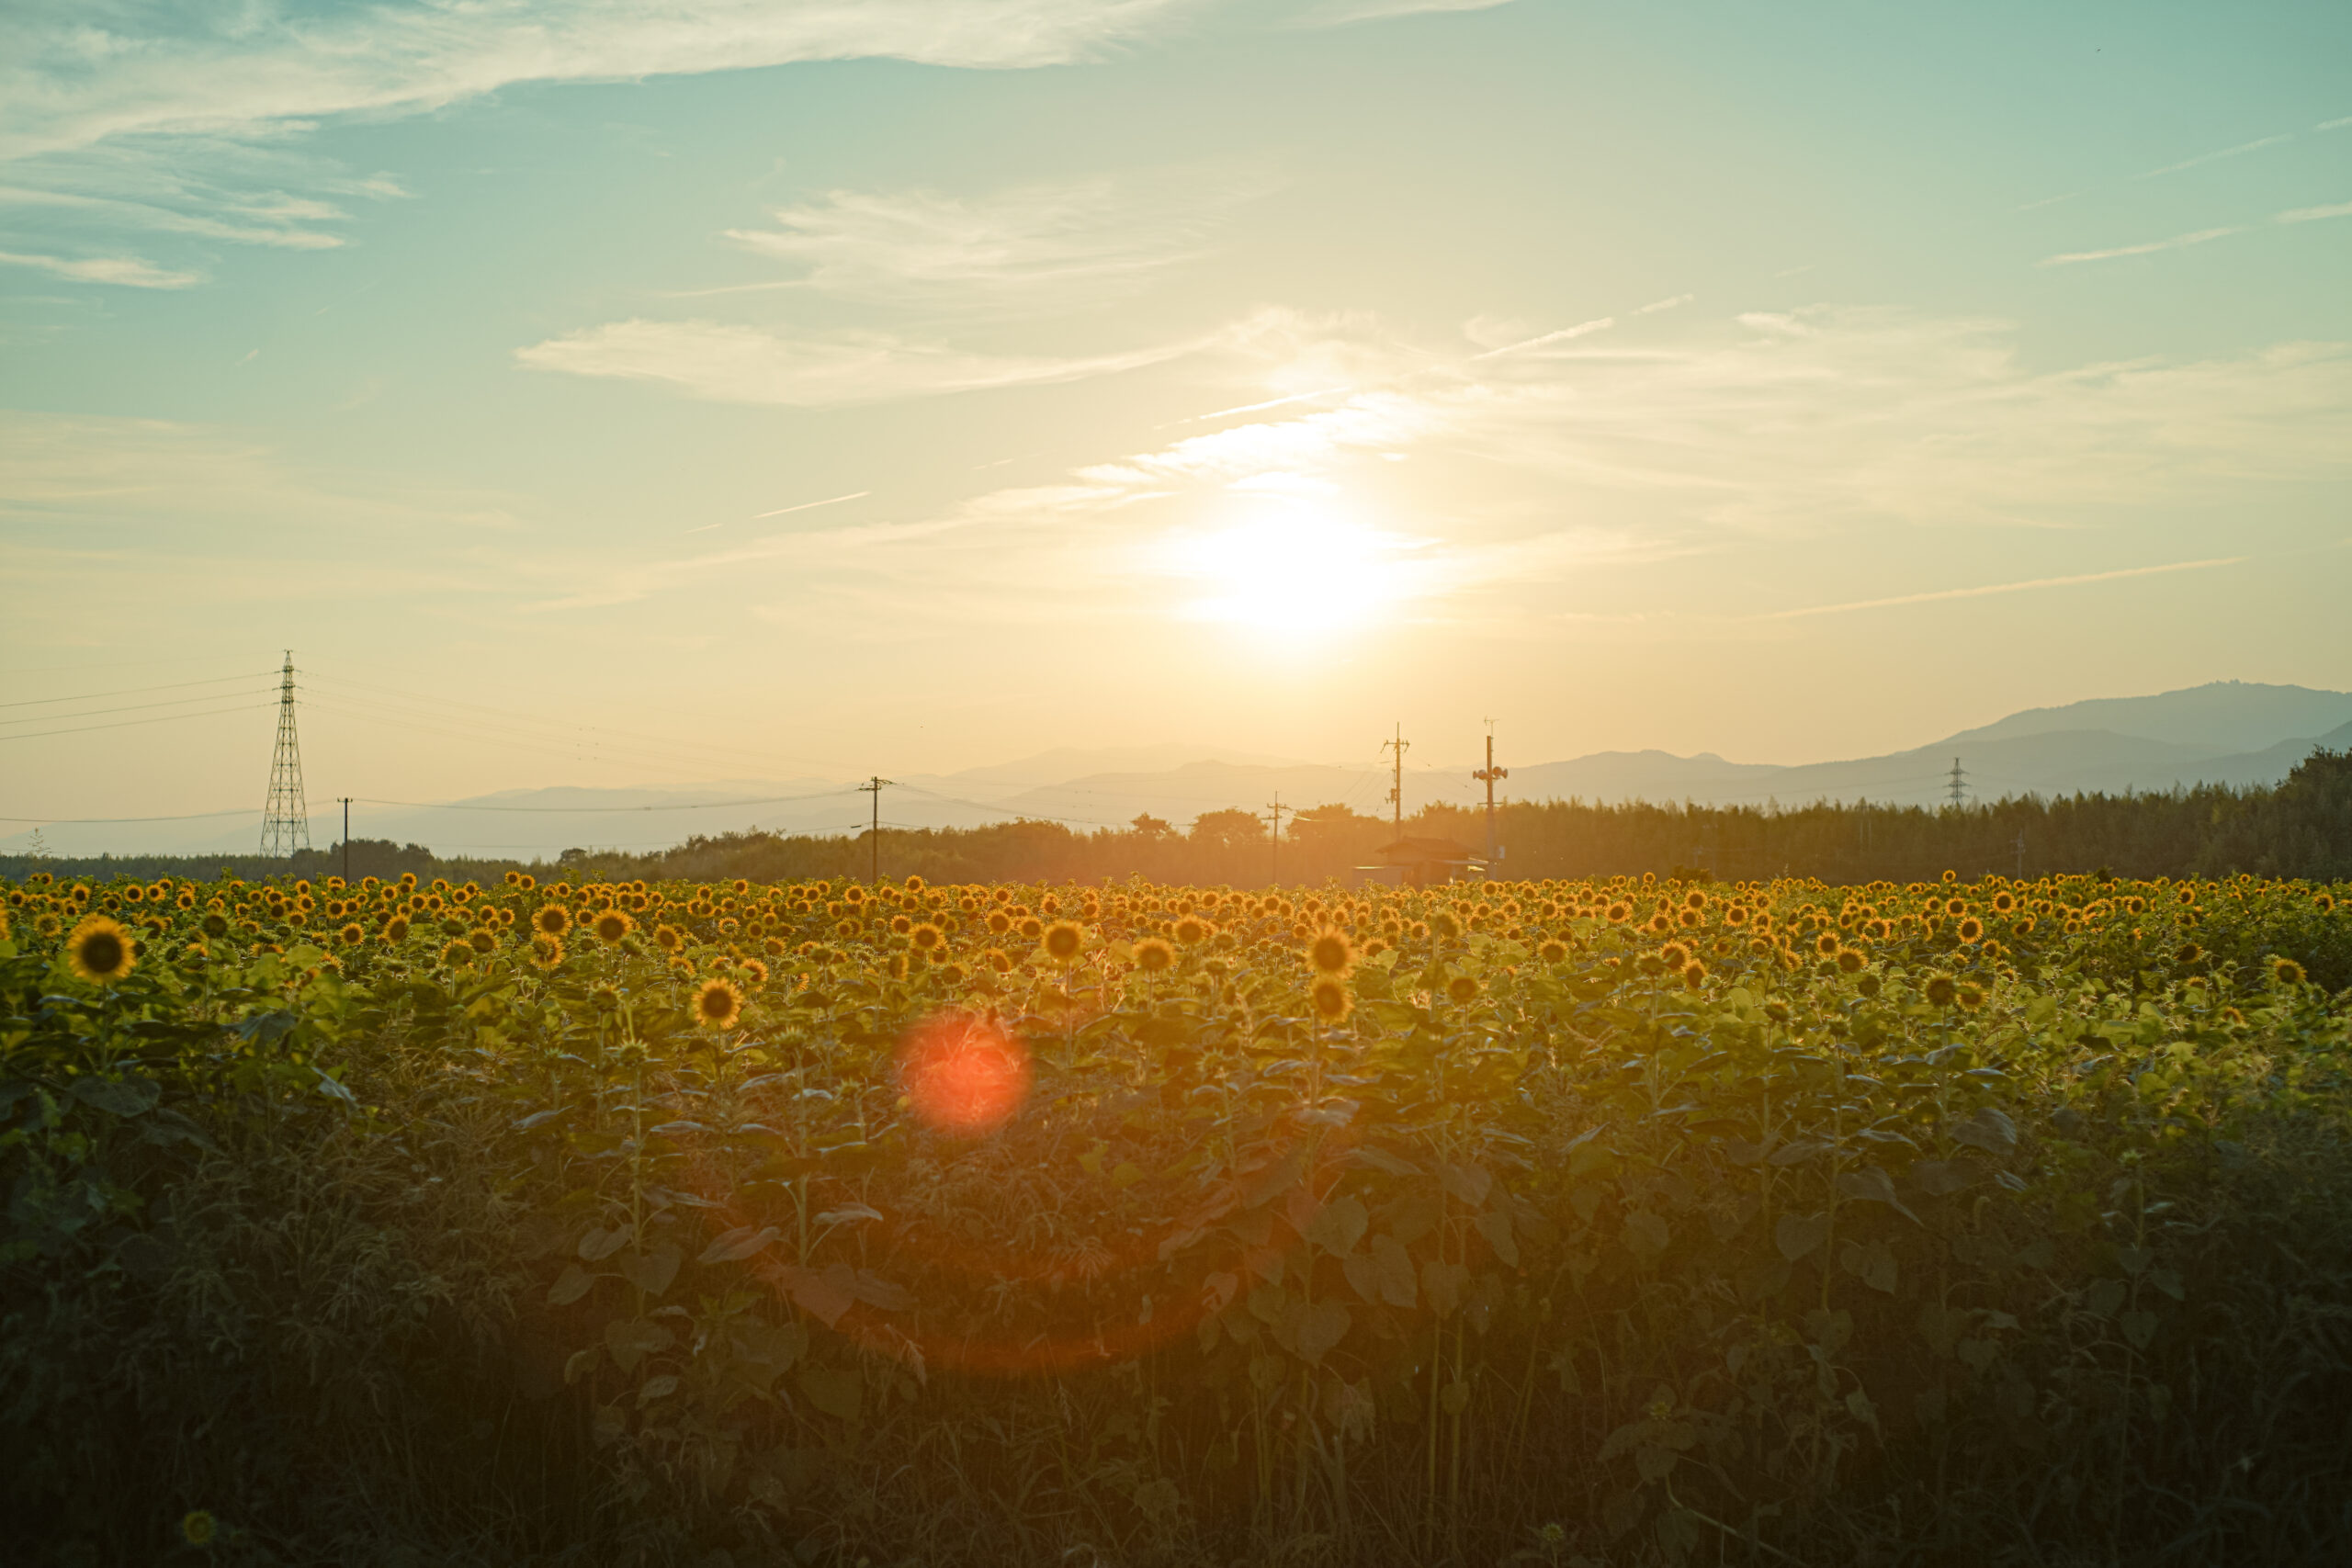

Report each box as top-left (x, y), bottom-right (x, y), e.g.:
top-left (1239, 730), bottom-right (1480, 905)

top-left (899, 1013), bottom-right (1030, 1134)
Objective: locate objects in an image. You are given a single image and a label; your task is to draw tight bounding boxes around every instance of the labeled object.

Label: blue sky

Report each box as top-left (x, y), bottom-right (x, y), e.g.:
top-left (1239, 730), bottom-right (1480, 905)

top-left (3, 0), bottom-right (2348, 821)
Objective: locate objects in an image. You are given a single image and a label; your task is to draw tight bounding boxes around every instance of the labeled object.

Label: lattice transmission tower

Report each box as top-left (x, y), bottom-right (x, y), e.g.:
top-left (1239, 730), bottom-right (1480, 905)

top-left (260, 650), bottom-right (311, 856)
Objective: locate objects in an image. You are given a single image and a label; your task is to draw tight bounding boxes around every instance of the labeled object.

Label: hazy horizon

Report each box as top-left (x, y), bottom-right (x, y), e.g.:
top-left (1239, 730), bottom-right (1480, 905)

top-left (6, 2), bottom-right (2350, 826)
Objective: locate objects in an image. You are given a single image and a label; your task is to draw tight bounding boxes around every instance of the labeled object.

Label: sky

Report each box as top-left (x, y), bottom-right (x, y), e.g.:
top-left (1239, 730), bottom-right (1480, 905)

top-left (3, 0), bottom-right (2350, 834)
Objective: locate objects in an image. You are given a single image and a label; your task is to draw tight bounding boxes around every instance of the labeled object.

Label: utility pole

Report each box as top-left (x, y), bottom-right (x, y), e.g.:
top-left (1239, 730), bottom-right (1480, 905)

top-left (1472, 721), bottom-right (1508, 865)
top-left (259, 650), bottom-right (311, 856)
top-left (340, 797), bottom-right (352, 883)
top-left (1382, 724), bottom-right (1409, 839)
top-left (1945, 757), bottom-right (1969, 809)
top-left (1263, 794), bottom-right (1286, 886)
top-left (2015, 829), bottom-right (2026, 879)
top-left (858, 776), bottom-right (893, 885)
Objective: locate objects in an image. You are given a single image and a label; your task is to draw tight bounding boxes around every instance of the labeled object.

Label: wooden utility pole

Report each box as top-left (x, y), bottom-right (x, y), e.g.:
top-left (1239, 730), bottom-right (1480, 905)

top-left (1473, 722), bottom-right (1507, 865)
top-left (1382, 724), bottom-right (1409, 837)
top-left (1263, 794), bottom-right (1286, 886)
top-left (858, 776), bottom-right (893, 884)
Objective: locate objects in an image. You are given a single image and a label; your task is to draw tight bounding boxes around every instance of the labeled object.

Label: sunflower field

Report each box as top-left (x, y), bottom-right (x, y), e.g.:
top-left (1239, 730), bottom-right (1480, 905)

top-left (4, 866), bottom-right (2350, 1566)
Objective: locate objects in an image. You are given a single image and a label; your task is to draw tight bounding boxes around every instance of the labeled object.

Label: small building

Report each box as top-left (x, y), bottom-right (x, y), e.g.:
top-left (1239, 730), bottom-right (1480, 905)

top-left (1352, 835), bottom-right (1486, 887)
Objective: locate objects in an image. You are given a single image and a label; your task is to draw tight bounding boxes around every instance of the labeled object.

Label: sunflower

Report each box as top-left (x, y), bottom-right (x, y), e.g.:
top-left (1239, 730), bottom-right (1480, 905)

top-left (1306, 929), bottom-right (1354, 977)
top-left (383, 915), bottom-right (411, 943)
top-left (985, 947), bottom-right (1013, 974)
top-left (469, 928), bottom-right (497, 953)
top-left (441, 938), bottom-right (475, 966)
top-left (339, 922), bottom-right (365, 944)
top-left (589, 908), bottom-right (632, 943)
top-left (909, 922), bottom-right (944, 953)
top-left (181, 1511), bottom-right (218, 1548)
top-left (1923, 975), bottom-right (1958, 1008)
top-left (1430, 910), bottom-right (1463, 942)
top-left (65, 915), bottom-right (136, 984)
top-left (1659, 942), bottom-right (1690, 970)
top-left (1835, 947), bottom-right (1866, 974)
top-left (533, 904), bottom-right (571, 937)
top-left (1131, 935), bottom-right (1175, 974)
top-left (1682, 960), bottom-right (1707, 991)
top-left (1043, 919), bottom-right (1085, 964)
top-left (693, 976), bottom-right (744, 1029)
top-left (1173, 915), bottom-right (1210, 946)
top-left (2176, 942), bottom-right (2202, 964)
top-left (740, 957), bottom-right (770, 986)
top-left (1954, 980), bottom-right (1986, 1010)
top-left (1018, 916), bottom-right (1046, 942)
top-left (1445, 974), bottom-right (1480, 1005)
top-left (2272, 956), bottom-right (2307, 986)
top-left (1958, 918), bottom-right (1984, 943)
top-left (1309, 975), bottom-right (1352, 1022)
top-left (652, 923), bottom-right (684, 953)
top-left (529, 934), bottom-right (564, 970)
top-left (1537, 938), bottom-right (1569, 964)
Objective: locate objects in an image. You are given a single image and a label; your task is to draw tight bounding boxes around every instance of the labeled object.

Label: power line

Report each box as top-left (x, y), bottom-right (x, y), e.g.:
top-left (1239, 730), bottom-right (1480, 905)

top-left (347, 786), bottom-right (861, 814)
top-left (0, 671), bottom-right (278, 710)
top-left (0, 687), bottom-right (278, 728)
top-left (0, 700), bottom-right (277, 743)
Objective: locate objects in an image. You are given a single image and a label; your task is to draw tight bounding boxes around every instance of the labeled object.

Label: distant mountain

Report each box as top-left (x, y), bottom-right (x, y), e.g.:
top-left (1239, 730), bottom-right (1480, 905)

top-left (8, 682), bottom-right (2345, 859)
top-left (1942, 682), bottom-right (2352, 753)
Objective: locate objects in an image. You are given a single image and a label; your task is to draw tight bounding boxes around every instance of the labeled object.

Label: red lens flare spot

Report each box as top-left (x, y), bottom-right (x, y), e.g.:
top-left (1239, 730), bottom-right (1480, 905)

top-left (899, 1013), bottom-right (1030, 1134)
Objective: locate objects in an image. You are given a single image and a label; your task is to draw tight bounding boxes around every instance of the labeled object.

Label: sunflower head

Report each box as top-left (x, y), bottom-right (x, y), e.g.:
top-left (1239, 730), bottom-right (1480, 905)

top-left (528, 934), bottom-right (564, 970)
top-left (1445, 974), bottom-right (1480, 1005)
top-left (65, 915), bottom-right (135, 985)
top-left (383, 915), bottom-right (411, 943)
top-left (1537, 938), bottom-right (1569, 965)
top-left (1923, 974), bottom-right (1959, 1008)
top-left (693, 976), bottom-right (744, 1029)
top-left (1430, 910), bottom-right (1463, 942)
top-left (1173, 916), bottom-right (1209, 946)
top-left (1682, 960), bottom-right (1707, 991)
top-left (1309, 976), bottom-right (1352, 1022)
top-left (1954, 980), bottom-right (1986, 1010)
top-left (909, 921), bottom-right (944, 952)
top-left (1307, 929), bottom-right (1354, 976)
top-left (1958, 918), bottom-right (1984, 943)
top-left (2272, 956), bottom-right (2307, 987)
top-left (534, 905), bottom-right (571, 937)
top-left (1043, 919), bottom-right (1085, 964)
top-left (1835, 947), bottom-right (1866, 975)
top-left (652, 923), bottom-right (684, 953)
top-left (590, 909), bottom-right (632, 943)
top-left (589, 982), bottom-right (621, 1013)
top-left (2176, 942), bottom-right (2202, 964)
top-left (180, 1511), bottom-right (218, 1548)
top-left (1659, 942), bottom-right (1690, 970)
top-left (441, 938), bottom-right (474, 967)
top-left (1131, 935), bottom-right (1175, 974)
top-left (469, 928), bottom-right (497, 953)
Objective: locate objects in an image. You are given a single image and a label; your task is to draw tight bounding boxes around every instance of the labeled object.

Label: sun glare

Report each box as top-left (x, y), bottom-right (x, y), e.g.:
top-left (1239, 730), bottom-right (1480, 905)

top-left (1159, 495), bottom-right (1426, 639)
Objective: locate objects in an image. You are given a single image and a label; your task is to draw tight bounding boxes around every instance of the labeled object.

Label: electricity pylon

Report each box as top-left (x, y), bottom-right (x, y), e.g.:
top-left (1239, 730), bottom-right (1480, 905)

top-left (259, 651), bottom-right (311, 856)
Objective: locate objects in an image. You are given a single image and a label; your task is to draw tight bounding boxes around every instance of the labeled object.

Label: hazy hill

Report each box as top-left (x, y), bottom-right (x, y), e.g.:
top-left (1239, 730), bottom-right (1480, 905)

top-left (7, 682), bottom-right (2345, 858)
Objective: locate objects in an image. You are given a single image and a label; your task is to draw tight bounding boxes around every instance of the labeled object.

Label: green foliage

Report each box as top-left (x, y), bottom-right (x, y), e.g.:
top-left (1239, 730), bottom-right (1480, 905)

top-left (2, 866), bottom-right (2348, 1565)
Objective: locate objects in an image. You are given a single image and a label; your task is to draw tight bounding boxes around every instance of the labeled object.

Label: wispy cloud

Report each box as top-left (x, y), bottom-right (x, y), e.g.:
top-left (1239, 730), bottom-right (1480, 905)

top-left (2278, 200), bottom-right (2352, 224)
top-left (1763, 557), bottom-right (2245, 619)
top-left (0, 2), bottom-right (1195, 162)
top-left (515, 319), bottom-right (1204, 406)
top-left (2038, 226), bottom-right (2240, 266)
top-left (1296, 0), bottom-right (1519, 28)
top-left (0, 248), bottom-right (195, 287)
top-left (714, 174), bottom-right (1255, 310)
top-left (2137, 132), bottom-right (2294, 179)
top-left (1469, 317), bottom-right (1613, 360)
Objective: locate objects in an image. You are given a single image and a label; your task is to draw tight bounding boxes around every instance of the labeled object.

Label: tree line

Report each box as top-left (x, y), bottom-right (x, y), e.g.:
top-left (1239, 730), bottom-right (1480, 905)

top-left (8, 749), bottom-right (2346, 889)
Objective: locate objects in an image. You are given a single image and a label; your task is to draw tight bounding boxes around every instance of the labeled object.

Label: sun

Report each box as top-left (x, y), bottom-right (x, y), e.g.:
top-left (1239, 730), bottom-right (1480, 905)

top-left (1159, 491), bottom-right (1427, 639)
